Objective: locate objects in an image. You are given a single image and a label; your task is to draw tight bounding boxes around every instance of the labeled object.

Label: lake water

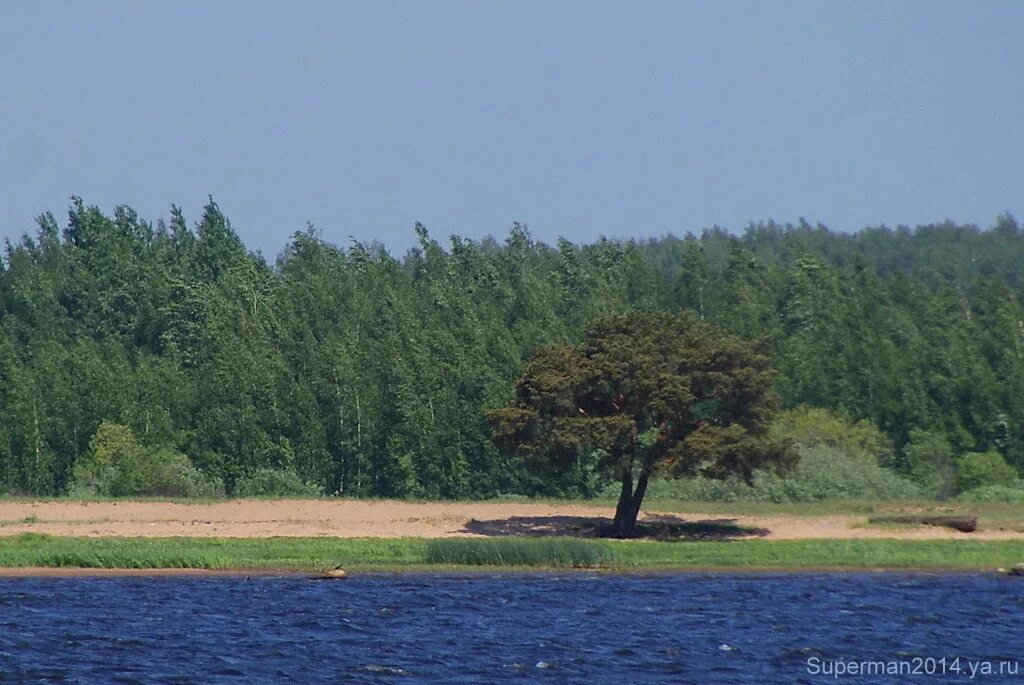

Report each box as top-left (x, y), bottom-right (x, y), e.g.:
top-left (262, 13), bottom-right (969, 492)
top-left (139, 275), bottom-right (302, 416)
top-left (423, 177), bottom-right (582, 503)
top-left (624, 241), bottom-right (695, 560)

top-left (0, 572), bottom-right (1020, 683)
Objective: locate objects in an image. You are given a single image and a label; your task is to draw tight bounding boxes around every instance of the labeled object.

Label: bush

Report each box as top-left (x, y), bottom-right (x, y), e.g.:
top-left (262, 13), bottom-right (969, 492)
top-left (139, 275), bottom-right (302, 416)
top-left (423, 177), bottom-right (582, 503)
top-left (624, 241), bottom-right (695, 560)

top-left (233, 468), bottom-right (323, 498)
top-left (956, 451), bottom-right (1019, 493)
top-left (627, 445), bottom-right (922, 503)
top-left (72, 422), bottom-right (223, 498)
top-left (956, 482), bottom-right (1024, 503)
top-left (771, 406), bottom-right (894, 465)
top-left (902, 429), bottom-right (959, 498)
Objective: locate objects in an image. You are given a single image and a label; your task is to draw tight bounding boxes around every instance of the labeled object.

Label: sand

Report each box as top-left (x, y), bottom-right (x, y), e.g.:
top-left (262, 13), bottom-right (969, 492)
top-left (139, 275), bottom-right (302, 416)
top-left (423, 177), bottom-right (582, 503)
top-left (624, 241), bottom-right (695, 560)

top-left (0, 499), bottom-right (1021, 540)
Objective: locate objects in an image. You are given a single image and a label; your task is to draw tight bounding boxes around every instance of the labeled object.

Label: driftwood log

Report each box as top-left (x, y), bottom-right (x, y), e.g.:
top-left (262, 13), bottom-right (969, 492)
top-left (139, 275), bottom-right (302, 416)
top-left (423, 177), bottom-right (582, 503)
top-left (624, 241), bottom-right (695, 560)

top-left (867, 514), bottom-right (977, 533)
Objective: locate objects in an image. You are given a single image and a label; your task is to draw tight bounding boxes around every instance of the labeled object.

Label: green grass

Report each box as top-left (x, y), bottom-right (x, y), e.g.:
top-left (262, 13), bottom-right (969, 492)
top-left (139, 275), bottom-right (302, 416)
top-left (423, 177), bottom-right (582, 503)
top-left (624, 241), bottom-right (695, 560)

top-left (424, 538), bottom-right (615, 567)
top-left (610, 538), bottom-right (1024, 570)
top-left (0, 534), bottom-right (426, 570)
top-left (1, 534), bottom-right (1023, 572)
top-left (0, 515), bottom-right (40, 527)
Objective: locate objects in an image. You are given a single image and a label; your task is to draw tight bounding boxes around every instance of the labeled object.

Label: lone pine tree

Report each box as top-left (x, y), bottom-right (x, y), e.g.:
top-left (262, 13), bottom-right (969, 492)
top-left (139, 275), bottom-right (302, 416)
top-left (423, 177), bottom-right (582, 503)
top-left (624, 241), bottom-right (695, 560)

top-left (488, 311), bottom-right (792, 535)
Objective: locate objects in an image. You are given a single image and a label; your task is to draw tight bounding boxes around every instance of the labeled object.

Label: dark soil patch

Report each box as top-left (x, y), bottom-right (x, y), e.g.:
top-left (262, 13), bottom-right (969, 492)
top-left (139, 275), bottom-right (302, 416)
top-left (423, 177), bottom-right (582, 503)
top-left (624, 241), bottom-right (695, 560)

top-left (462, 514), bottom-right (769, 541)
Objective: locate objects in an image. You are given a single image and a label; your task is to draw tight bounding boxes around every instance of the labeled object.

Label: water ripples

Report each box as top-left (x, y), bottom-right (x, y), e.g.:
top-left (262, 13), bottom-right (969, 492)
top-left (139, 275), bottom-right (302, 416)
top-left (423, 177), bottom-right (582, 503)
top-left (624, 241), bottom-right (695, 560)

top-left (0, 572), bottom-right (1020, 683)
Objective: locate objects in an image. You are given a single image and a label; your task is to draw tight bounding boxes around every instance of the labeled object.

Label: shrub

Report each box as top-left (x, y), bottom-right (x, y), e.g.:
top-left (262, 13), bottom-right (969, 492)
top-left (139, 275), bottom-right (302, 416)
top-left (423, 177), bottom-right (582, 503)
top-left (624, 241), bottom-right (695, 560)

top-left (627, 445), bottom-right (922, 503)
top-left (771, 406), bottom-right (894, 465)
top-left (72, 422), bottom-right (223, 498)
top-left (233, 468), bottom-right (323, 498)
top-left (902, 429), bottom-right (959, 498)
top-left (956, 451), bottom-right (1019, 493)
top-left (956, 482), bottom-right (1024, 503)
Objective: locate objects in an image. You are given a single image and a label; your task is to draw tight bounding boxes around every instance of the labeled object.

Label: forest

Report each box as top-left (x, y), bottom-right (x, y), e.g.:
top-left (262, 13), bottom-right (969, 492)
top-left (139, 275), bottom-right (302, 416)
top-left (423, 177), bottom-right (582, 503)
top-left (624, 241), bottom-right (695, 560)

top-left (2, 198), bottom-right (1024, 502)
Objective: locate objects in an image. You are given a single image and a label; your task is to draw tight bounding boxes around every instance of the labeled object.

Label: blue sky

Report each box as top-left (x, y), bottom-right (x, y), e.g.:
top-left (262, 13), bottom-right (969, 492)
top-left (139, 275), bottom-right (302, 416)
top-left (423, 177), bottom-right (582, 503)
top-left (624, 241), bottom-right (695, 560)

top-left (2, 1), bottom-right (1022, 257)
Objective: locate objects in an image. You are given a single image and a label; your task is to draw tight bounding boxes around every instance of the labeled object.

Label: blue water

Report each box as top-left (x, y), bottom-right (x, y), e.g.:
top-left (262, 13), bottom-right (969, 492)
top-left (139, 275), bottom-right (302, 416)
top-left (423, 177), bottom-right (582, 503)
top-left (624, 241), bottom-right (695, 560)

top-left (0, 572), bottom-right (1021, 683)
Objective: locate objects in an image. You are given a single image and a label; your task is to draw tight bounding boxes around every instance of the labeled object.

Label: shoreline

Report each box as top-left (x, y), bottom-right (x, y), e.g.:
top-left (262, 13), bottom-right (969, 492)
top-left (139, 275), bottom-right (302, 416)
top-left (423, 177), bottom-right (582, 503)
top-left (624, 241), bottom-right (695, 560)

top-left (0, 564), bottom-right (1009, 578)
top-left (0, 566), bottom-right (288, 578)
top-left (1, 534), bottom-right (1022, 575)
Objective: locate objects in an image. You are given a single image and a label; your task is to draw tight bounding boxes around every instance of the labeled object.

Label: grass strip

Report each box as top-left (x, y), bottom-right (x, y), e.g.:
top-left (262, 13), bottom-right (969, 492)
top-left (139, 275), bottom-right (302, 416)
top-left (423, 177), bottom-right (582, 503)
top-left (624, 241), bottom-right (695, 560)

top-left (424, 538), bottom-right (615, 567)
top-left (610, 538), bottom-right (1024, 569)
top-left (2, 534), bottom-right (1024, 572)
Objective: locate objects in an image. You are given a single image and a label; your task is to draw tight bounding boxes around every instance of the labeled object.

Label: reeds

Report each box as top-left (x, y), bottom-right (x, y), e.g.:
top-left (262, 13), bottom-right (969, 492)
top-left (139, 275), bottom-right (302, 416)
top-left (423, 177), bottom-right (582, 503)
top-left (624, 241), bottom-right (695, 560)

top-left (424, 538), bottom-right (616, 567)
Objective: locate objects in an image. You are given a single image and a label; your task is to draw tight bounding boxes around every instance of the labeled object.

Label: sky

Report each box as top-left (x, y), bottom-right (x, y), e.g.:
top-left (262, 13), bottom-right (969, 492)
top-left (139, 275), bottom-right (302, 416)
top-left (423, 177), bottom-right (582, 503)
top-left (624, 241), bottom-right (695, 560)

top-left (2, 1), bottom-right (1022, 258)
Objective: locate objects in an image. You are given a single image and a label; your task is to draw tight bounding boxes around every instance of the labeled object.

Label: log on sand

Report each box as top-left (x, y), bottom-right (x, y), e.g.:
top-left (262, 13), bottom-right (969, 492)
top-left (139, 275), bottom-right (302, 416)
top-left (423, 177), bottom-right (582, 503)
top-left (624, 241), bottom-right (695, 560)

top-left (867, 514), bottom-right (977, 533)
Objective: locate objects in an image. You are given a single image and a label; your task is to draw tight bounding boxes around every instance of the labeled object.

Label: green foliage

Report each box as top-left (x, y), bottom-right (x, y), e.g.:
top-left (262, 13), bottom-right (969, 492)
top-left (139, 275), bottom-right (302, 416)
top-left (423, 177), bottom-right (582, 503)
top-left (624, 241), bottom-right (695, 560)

top-left (423, 538), bottom-right (615, 567)
top-left (632, 445), bottom-right (921, 503)
top-left (488, 311), bottom-right (791, 530)
top-left (72, 422), bottom-right (223, 498)
top-left (902, 429), bottom-right (959, 498)
top-left (80, 421), bottom-right (137, 473)
top-left (956, 451), bottom-right (1019, 493)
top-left (233, 468), bottom-right (323, 498)
top-left (3, 201), bottom-right (1024, 501)
top-left (956, 482), bottom-right (1024, 503)
top-left (771, 406), bottom-right (893, 465)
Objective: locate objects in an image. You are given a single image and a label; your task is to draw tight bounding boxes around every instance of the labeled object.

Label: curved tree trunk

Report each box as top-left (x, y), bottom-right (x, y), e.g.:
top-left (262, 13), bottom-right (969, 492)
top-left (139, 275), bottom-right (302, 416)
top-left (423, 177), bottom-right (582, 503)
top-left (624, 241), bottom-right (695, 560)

top-left (611, 467), bottom-right (650, 537)
top-left (612, 468), bottom-right (633, 533)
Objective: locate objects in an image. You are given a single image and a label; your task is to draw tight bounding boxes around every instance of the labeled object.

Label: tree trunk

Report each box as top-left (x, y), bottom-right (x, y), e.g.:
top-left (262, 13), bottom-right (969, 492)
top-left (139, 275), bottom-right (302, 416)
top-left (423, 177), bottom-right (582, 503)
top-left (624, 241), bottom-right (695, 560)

top-left (611, 467), bottom-right (650, 537)
top-left (626, 470), bottom-right (650, 527)
top-left (611, 467), bottom-right (633, 533)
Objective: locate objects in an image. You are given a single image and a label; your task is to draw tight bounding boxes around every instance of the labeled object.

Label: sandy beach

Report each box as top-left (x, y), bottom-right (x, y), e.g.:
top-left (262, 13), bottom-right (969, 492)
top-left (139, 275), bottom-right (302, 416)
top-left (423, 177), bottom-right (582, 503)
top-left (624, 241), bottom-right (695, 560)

top-left (1, 499), bottom-right (1021, 540)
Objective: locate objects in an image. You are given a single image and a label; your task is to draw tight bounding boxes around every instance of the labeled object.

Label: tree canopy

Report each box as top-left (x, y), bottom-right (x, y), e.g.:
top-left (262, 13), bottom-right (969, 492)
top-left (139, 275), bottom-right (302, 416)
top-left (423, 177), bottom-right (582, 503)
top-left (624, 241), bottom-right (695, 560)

top-left (488, 312), bottom-right (791, 532)
top-left (1, 200), bottom-right (1023, 499)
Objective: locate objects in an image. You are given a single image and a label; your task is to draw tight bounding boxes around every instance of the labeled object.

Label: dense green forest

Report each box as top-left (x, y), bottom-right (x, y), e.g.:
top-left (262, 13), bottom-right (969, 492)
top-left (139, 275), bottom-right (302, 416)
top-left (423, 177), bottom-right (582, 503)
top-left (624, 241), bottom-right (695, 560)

top-left (2, 198), bottom-right (1024, 500)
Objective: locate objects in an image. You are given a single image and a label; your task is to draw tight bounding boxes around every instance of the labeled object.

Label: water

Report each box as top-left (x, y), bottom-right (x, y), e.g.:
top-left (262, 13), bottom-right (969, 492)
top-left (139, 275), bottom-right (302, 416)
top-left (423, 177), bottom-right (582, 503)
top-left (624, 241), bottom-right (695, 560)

top-left (0, 572), bottom-right (1021, 683)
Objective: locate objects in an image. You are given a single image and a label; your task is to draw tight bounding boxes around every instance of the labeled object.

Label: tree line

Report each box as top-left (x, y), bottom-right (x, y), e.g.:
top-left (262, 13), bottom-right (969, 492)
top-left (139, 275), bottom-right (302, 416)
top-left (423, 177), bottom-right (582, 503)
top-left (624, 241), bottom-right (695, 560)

top-left (1, 199), bottom-right (1023, 498)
